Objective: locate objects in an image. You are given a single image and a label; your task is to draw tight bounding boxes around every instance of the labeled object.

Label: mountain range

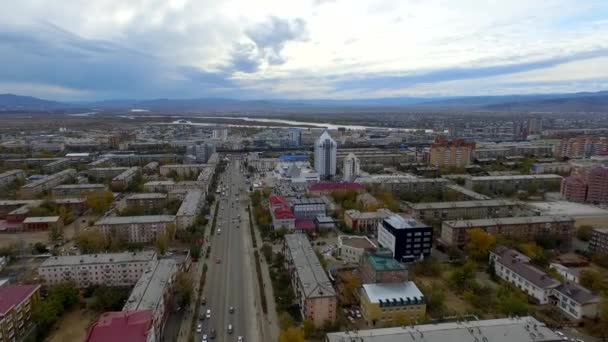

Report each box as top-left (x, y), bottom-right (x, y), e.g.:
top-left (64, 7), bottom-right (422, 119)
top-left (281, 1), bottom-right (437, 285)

top-left (1, 91), bottom-right (608, 113)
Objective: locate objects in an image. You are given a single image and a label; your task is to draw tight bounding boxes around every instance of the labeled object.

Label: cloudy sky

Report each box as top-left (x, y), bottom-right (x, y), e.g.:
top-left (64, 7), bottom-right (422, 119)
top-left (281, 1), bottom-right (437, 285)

top-left (1, 0), bottom-right (608, 100)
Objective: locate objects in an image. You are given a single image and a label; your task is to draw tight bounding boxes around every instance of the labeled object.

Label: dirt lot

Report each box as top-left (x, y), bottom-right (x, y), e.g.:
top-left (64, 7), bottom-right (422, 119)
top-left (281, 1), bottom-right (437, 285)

top-left (0, 214), bottom-right (97, 249)
top-left (46, 309), bottom-right (97, 342)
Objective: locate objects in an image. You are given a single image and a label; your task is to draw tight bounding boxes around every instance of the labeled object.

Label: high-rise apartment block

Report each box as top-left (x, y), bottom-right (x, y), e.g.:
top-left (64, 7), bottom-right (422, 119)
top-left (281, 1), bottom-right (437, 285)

top-left (314, 131), bottom-right (337, 180)
top-left (561, 166), bottom-right (608, 204)
top-left (428, 137), bottom-right (475, 168)
top-left (342, 152), bottom-right (360, 181)
top-left (555, 136), bottom-right (608, 159)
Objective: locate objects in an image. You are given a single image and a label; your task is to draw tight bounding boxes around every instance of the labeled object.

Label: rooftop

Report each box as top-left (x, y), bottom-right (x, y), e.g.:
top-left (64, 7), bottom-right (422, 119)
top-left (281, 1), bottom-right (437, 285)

top-left (284, 234), bottom-right (336, 298)
top-left (308, 182), bottom-right (364, 192)
top-left (0, 284), bottom-right (40, 316)
top-left (366, 250), bottom-right (406, 271)
top-left (53, 183), bottom-right (107, 189)
top-left (492, 246), bottom-right (560, 289)
top-left (40, 251), bottom-right (157, 268)
top-left (443, 216), bottom-right (575, 228)
top-left (339, 235), bottom-right (376, 249)
top-left (123, 259), bottom-right (177, 312)
top-left (554, 282), bottom-right (599, 305)
top-left (126, 193), bottom-right (167, 200)
top-left (96, 215), bottom-right (175, 225)
top-left (326, 316), bottom-right (561, 342)
top-left (23, 216), bottom-right (61, 223)
top-left (176, 190), bottom-right (202, 217)
top-left (85, 310), bottom-right (153, 342)
top-left (408, 199), bottom-right (519, 210)
top-left (362, 282), bottom-right (423, 304)
top-left (273, 207), bottom-right (295, 220)
top-left (527, 201), bottom-right (608, 217)
top-left (384, 215), bottom-right (428, 230)
top-left (470, 174), bottom-right (563, 181)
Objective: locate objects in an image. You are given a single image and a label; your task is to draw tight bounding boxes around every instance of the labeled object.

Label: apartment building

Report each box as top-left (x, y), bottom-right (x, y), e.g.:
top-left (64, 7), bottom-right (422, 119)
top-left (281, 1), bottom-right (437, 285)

top-left (126, 193), bottom-right (167, 212)
top-left (291, 198), bottom-right (326, 219)
top-left (42, 158), bottom-right (70, 173)
top-left (355, 177), bottom-right (450, 194)
top-left (52, 183), bottom-right (108, 198)
top-left (531, 162), bottom-right (572, 175)
top-left (441, 216), bottom-right (575, 248)
top-left (343, 209), bottom-right (393, 234)
top-left (111, 167), bottom-right (140, 191)
top-left (359, 248), bottom-right (408, 284)
top-left (123, 259), bottom-right (177, 339)
top-left (22, 216), bottom-right (63, 232)
top-left (555, 136), bottom-right (608, 159)
top-left (337, 235), bottom-right (376, 264)
top-left (175, 190), bottom-right (203, 230)
top-left (38, 251), bottom-right (157, 287)
top-left (18, 169), bottom-right (77, 199)
top-left (308, 182), bottom-right (365, 195)
top-left (589, 228), bottom-right (608, 254)
top-left (586, 166), bottom-right (608, 204)
top-left (95, 216), bottom-right (176, 244)
top-left (0, 170), bottom-right (25, 188)
top-left (405, 199), bottom-right (521, 222)
top-left (377, 215), bottom-right (432, 262)
top-left (465, 174), bottom-right (562, 193)
top-left (326, 316), bottom-right (562, 342)
top-left (0, 285), bottom-right (41, 342)
top-left (143, 181), bottom-right (176, 193)
top-left (87, 167), bottom-right (129, 180)
top-left (159, 164), bottom-right (208, 177)
top-left (429, 137), bottom-right (475, 168)
top-left (360, 282), bottom-right (425, 326)
top-left (490, 246), bottom-right (599, 320)
top-left (561, 176), bottom-right (587, 202)
top-left (342, 153), bottom-right (360, 181)
top-left (283, 234), bottom-right (337, 327)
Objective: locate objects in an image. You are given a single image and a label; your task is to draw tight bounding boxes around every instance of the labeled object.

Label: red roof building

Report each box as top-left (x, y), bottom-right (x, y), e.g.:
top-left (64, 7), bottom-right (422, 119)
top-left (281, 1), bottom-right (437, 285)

top-left (273, 207), bottom-right (295, 220)
top-left (85, 310), bottom-right (154, 342)
top-left (269, 195), bottom-right (289, 209)
top-left (295, 219), bottom-right (316, 232)
top-left (0, 284), bottom-right (41, 340)
top-left (308, 182), bottom-right (364, 194)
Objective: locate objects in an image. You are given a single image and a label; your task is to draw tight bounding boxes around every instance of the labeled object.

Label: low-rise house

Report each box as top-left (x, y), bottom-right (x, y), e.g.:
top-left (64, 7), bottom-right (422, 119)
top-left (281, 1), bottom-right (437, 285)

top-left (360, 282), bottom-right (425, 326)
top-left (552, 282), bottom-right (600, 320)
top-left (22, 216), bottom-right (63, 232)
top-left (359, 248), bottom-right (408, 284)
top-left (344, 209), bottom-right (393, 234)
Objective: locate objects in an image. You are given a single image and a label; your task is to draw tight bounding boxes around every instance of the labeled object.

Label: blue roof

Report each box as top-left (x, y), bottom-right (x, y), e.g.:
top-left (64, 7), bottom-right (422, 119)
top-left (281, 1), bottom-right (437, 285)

top-left (279, 155), bottom-right (308, 162)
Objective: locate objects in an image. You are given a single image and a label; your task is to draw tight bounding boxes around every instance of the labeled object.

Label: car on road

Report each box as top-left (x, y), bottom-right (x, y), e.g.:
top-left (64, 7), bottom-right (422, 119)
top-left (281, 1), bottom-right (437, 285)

top-left (206, 309), bottom-right (211, 319)
top-left (237, 336), bottom-right (243, 342)
top-left (196, 323), bottom-right (202, 333)
top-left (210, 329), bottom-right (216, 339)
top-left (227, 324), bottom-right (233, 334)
top-left (201, 334), bottom-right (208, 342)
top-left (217, 228), bottom-right (221, 234)
top-left (201, 297), bottom-right (206, 305)
top-left (229, 306), bottom-right (235, 313)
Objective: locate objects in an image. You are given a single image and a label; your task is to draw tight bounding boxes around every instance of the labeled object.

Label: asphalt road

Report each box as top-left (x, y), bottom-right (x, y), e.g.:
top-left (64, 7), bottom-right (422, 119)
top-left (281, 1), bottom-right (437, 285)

top-left (197, 159), bottom-right (260, 342)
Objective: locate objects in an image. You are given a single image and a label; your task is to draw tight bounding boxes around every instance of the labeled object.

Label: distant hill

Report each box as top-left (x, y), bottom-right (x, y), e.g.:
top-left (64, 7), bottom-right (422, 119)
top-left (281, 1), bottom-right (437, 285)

top-left (1, 90), bottom-right (608, 112)
top-left (0, 94), bottom-right (64, 110)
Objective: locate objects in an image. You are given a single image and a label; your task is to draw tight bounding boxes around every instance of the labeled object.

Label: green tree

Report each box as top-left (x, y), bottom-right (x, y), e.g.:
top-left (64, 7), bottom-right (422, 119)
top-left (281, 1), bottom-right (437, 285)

top-left (175, 272), bottom-right (193, 306)
top-left (576, 225), bottom-right (594, 241)
top-left (449, 261), bottom-right (478, 293)
top-left (419, 283), bottom-right (446, 317)
top-left (579, 270), bottom-right (608, 293)
top-left (76, 229), bottom-right (107, 253)
top-left (87, 191), bottom-right (114, 214)
top-left (261, 243), bottom-right (273, 262)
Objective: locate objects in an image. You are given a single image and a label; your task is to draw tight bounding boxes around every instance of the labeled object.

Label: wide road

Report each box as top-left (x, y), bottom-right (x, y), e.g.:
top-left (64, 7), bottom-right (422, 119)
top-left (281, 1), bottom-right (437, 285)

top-left (197, 159), bottom-right (261, 342)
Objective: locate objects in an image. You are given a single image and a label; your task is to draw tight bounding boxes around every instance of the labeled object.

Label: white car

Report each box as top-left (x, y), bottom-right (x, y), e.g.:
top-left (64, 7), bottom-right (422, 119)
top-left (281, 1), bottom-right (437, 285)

top-left (196, 324), bottom-right (202, 333)
top-left (202, 334), bottom-right (208, 342)
top-left (206, 309), bottom-right (211, 319)
top-left (237, 336), bottom-right (243, 342)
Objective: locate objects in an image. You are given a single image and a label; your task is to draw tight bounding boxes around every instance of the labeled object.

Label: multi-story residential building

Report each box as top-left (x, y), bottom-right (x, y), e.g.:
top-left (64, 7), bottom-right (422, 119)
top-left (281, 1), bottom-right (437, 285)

top-left (42, 158), bottom-right (70, 173)
top-left (561, 176), bottom-right (587, 202)
top-left (143, 161), bottom-right (159, 175)
top-left (405, 199), bottom-right (521, 222)
top-left (377, 215), bottom-right (432, 262)
top-left (586, 166), bottom-right (608, 204)
top-left (326, 316), bottom-right (562, 342)
top-left (111, 167), bottom-right (140, 191)
top-left (429, 137), bottom-right (475, 168)
top-left (123, 259), bottom-right (177, 339)
top-left (175, 190), bottom-right (203, 230)
top-left (87, 167), bottom-right (130, 180)
top-left (144, 181), bottom-right (176, 193)
top-left (337, 235), bottom-right (376, 264)
top-left (291, 198), bottom-right (326, 219)
top-left (288, 128), bottom-right (302, 146)
top-left (0, 285), bottom-right (41, 342)
top-left (465, 174), bottom-right (562, 193)
top-left (308, 182), bottom-right (365, 195)
top-left (159, 164), bottom-right (208, 177)
top-left (490, 246), bottom-right (561, 304)
top-left (441, 216), bottom-right (575, 248)
top-left (85, 310), bottom-right (156, 342)
top-left (589, 228), bottom-right (608, 254)
top-left (342, 153), bottom-right (360, 181)
top-left (18, 169), bottom-right (77, 199)
top-left (126, 193), bottom-right (167, 212)
top-left (360, 282), bottom-right (425, 326)
top-left (0, 170), bottom-right (25, 188)
top-left (52, 183), bottom-right (108, 198)
top-left (212, 127), bottom-right (228, 141)
top-left (531, 162), bottom-right (572, 175)
top-left (38, 251), bottom-right (157, 287)
top-left (283, 234), bottom-right (337, 327)
top-left (359, 249), bottom-right (408, 284)
top-left (490, 246), bottom-right (599, 319)
top-left (555, 136), bottom-right (608, 159)
top-left (95, 216), bottom-right (176, 244)
top-left (314, 130), bottom-right (337, 180)
top-left (343, 209), bottom-right (393, 234)
top-left (355, 177), bottom-right (450, 194)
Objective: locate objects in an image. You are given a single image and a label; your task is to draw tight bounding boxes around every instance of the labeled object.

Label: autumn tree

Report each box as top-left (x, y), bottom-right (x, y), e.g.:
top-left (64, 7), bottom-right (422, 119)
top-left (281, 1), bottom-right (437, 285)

top-left (278, 327), bottom-right (305, 342)
top-left (576, 225), bottom-right (594, 241)
top-left (76, 229), bottom-right (107, 253)
top-left (465, 228), bottom-right (496, 262)
top-left (155, 232), bottom-right (170, 255)
top-left (175, 272), bottom-right (193, 306)
top-left (278, 311), bottom-right (294, 330)
top-left (87, 191), bottom-right (114, 214)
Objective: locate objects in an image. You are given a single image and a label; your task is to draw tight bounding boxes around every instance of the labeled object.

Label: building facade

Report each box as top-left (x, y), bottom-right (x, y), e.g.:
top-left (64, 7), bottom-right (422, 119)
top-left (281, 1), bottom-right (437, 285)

top-left (337, 235), bottom-right (376, 264)
top-left (342, 153), bottom-right (360, 182)
top-left (377, 215), bottom-right (432, 262)
top-left (429, 137), bottom-right (475, 168)
top-left (359, 249), bottom-right (408, 284)
top-left (314, 131), bottom-right (337, 180)
top-left (0, 285), bottom-right (41, 342)
top-left (95, 216), bottom-right (176, 244)
top-left (52, 183), bottom-right (108, 198)
top-left (291, 198), bottom-right (326, 219)
top-left (406, 199), bottom-right (521, 222)
top-left (360, 282), bottom-right (425, 326)
top-left (589, 228), bottom-right (608, 255)
top-left (344, 209), bottom-right (392, 234)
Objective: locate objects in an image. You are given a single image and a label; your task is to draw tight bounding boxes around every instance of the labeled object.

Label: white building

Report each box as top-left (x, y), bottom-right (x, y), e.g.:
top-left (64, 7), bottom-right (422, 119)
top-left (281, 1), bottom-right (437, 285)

top-left (212, 127), bottom-right (228, 141)
top-left (314, 130), bottom-right (337, 180)
top-left (342, 153), bottom-right (360, 182)
top-left (288, 128), bottom-right (302, 146)
top-left (38, 251), bottom-right (157, 287)
top-left (337, 235), bottom-right (376, 264)
top-left (95, 215), bottom-right (176, 244)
